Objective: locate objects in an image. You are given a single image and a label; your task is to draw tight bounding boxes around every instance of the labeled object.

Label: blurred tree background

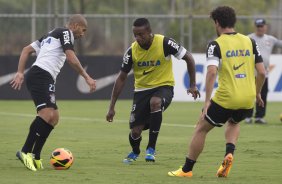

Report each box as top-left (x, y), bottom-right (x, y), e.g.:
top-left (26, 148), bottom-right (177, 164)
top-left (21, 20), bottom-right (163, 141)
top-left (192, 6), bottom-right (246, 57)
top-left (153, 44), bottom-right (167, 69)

top-left (0, 0), bottom-right (281, 55)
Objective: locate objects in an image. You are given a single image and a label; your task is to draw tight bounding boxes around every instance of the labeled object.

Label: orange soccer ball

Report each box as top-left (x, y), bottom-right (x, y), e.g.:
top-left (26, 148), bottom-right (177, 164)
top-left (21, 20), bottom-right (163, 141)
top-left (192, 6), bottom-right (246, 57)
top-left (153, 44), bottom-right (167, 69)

top-left (50, 148), bottom-right (74, 170)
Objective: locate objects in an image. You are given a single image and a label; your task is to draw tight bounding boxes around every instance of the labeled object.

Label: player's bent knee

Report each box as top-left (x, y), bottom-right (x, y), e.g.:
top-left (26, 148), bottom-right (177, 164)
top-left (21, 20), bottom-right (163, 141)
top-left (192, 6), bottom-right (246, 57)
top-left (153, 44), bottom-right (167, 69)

top-left (38, 108), bottom-right (59, 126)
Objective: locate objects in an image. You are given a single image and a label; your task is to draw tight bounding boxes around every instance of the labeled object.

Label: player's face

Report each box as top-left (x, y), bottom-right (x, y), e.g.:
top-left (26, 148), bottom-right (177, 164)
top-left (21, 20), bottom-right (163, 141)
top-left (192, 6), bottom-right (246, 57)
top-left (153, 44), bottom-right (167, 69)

top-left (73, 24), bottom-right (87, 39)
top-left (133, 26), bottom-right (152, 49)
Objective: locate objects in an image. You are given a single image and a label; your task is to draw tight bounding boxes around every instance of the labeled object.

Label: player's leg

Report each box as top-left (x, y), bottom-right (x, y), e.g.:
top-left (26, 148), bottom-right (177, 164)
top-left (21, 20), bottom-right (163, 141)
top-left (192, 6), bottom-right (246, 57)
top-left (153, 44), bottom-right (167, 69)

top-left (123, 90), bottom-right (150, 163)
top-left (147, 96), bottom-right (163, 147)
top-left (31, 108), bottom-right (58, 169)
top-left (255, 78), bottom-right (268, 124)
top-left (168, 118), bottom-right (214, 177)
top-left (146, 86), bottom-right (173, 162)
top-left (17, 66), bottom-right (56, 170)
top-left (123, 124), bottom-right (144, 163)
top-left (216, 121), bottom-right (238, 177)
top-left (169, 100), bottom-right (230, 177)
top-left (129, 124), bottom-right (144, 155)
top-left (217, 108), bottom-right (249, 177)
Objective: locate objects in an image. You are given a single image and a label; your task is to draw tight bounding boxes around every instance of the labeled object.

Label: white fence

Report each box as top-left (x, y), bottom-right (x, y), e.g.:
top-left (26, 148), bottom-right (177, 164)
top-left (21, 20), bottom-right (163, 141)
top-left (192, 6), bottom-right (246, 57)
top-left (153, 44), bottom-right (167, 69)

top-left (173, 54), bottom-right (282, 102)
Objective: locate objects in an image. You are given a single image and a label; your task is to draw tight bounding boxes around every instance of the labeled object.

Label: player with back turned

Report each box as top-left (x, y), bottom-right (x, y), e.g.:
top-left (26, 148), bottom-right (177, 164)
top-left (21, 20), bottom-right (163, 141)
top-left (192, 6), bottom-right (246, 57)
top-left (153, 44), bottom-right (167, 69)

top-left (168, 6), bottom-right (266, 178)
top-left (10, 14), bottom-right (96, 171)
top-left (106, 18), bottom-right (200, 163)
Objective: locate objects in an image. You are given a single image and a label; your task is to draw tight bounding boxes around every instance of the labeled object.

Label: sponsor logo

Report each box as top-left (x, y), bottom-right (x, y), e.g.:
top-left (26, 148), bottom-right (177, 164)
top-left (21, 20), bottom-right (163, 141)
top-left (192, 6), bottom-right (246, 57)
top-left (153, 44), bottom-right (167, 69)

top-left (63, 31), bottom-right (71, 45)
top-left (143, 69), bottom-right (155, 75)
top-left (226, 49), bottom-right (250, 57)
top-left (235, 74), bottom-right (246, 78)
top-left (137, 60), bottom-right (160, 67)
top-left (168, 40), bottom-right (179, 51)
top-left (123, 53), bottom-right (130, 65)
top-left (233, 63), bottom-right (245, 70)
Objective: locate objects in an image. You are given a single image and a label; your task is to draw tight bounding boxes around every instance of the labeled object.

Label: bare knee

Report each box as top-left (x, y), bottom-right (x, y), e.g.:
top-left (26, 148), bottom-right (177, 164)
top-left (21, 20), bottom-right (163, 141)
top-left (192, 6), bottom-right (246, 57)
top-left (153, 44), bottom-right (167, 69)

top-left (150, 97), bottom-right (162, 112)
top-left (38, 108), bottom-right (59, 127)
top-left (131, 125), bottom-right (144, 139)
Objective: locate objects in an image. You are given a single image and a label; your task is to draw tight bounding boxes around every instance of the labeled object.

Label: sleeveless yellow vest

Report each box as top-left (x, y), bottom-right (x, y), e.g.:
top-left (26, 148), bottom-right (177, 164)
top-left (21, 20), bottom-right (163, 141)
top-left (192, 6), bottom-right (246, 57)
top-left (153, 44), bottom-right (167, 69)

top-left (212, 33), bottom-right (256, 109)
top-left (131, 34), bottom-right (174, 90)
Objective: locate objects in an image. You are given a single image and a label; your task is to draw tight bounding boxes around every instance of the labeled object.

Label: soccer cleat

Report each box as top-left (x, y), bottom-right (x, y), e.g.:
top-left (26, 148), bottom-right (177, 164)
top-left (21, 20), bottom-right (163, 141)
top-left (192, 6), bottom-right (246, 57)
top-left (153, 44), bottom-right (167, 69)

top-left (168, 167), bottom-right (193, 177)
top-left (16, 151), bottom-right (37, 171)
top-left (123, 152), bottom-right (139, 164)
top-left (145, 147), bottom-right (155, 162)
top-left (33, 159), bottom-right (44, 169)
top-left (216, 153), bottom-right (233, 177)
top-left (255, 118), bottom-right (267, 124)
top-left (245, 118), bottom-right (252, 124)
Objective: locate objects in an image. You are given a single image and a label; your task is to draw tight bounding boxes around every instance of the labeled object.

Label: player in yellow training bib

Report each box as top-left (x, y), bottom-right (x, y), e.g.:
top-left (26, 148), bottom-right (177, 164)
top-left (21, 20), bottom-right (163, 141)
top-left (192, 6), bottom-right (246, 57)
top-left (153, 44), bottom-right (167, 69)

top-left (106, 18), bottom-right (200, 163)
top-left (169, 6), bottom-right (266, 178)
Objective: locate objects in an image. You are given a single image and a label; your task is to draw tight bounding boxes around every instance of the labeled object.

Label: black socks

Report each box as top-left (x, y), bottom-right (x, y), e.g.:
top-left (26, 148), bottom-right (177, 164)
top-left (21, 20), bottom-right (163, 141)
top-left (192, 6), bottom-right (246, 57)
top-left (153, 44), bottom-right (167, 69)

top-left (182, 157), bottom-right (196, 172)
top-left (22, 116), bottom-right (54, 159)
top-left (225, 143), bottom-right (235, 156)
top-left (147, 110), bottom-right (162, 150)
top-left (129, 133), bottom-right (142, 155)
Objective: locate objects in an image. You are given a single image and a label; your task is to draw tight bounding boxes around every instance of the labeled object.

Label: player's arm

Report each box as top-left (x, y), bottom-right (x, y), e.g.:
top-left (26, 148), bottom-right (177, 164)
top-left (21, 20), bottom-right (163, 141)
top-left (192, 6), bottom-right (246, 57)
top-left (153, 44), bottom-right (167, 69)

top-left (203, 41), bottom-right (220, 118)
top-left (106, 48), bottom-right (133, 122)
top-left (182, 52), bottom-right (201, 99)
top-left (163, 37), bottom-right (200, 99)
top-left (106, 71), bottom-right (129, 122)
top-left (60, 29), bottom-right (96, 93)
top-left (65, 50), bottom-right (96, 93)
top-left (10, 44), bottom-right (36, 90)
top-left (251, 38), bottom-right (266, 107)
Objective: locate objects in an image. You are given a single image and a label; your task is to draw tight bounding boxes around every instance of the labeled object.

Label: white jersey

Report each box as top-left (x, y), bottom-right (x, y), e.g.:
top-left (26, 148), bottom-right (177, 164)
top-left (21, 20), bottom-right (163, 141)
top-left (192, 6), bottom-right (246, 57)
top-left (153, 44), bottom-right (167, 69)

top-left (30, 28), bottom-right (75, 81)
top-left (248, 33), bottom-right (282, 72)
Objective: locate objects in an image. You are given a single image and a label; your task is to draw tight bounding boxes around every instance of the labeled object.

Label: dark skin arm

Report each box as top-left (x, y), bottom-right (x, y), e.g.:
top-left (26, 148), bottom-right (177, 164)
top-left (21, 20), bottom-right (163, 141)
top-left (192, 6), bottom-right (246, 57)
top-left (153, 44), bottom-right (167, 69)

top-left (106, 70), bottom-right (128, 122)
top-left (182, 52), bottom-right (201, 100)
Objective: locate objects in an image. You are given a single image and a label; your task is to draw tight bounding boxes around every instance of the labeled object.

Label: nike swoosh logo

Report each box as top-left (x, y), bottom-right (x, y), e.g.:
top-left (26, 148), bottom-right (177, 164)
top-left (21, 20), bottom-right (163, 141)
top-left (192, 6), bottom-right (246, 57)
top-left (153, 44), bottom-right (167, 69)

top-left (0, 69), bottom-right (29, 87)
top-left (233, 63), bottom-right (245, 70)
top-left (143, 69), bottom-right (155, 75)
top-left (77, 66), bottom-right (133, 94)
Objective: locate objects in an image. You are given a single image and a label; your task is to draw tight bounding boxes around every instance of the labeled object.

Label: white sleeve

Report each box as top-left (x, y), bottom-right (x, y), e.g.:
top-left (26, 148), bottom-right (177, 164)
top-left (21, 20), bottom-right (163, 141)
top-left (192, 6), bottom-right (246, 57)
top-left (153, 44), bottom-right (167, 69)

top-left (30, 41), bottom-right (41, 56)
top-left (175, 46), bottom-right (187, 60)
top-left (207, 59), bottom-right (219, 67)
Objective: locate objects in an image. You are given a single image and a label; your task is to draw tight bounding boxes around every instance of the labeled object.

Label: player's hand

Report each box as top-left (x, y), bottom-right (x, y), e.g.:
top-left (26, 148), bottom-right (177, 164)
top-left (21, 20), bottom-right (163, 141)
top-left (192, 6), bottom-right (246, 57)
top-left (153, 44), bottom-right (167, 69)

top-left (10, 72), bottom-right (24, 90)
top-left (187, 86), bottom-right (201, 100)
top-left (85, 77), bottom-right (96, 93)
top-left (256, 93), bottom-right (264, 107)
top-left (106, 108), bottom-right (115, 122)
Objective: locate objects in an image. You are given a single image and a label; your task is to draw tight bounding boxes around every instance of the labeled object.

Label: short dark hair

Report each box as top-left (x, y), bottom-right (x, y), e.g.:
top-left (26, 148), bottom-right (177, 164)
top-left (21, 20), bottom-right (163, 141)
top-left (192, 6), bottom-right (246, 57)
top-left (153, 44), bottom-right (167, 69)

top-left (210, 6), bottom-right (236, 28)
top-left (133, 18), bottom-right (151, 28)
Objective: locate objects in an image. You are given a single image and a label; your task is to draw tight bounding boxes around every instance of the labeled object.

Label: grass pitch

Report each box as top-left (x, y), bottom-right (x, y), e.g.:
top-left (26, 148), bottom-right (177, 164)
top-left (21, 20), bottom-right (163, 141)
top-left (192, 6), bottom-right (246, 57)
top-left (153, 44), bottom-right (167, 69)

top-left (0, 100), bottom-right (282, 184)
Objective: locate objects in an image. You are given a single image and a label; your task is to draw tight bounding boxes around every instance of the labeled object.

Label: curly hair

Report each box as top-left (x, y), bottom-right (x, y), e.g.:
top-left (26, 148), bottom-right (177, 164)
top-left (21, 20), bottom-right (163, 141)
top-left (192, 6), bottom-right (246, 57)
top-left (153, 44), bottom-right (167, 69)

top-left (210, 6), bottom-right (236, 28)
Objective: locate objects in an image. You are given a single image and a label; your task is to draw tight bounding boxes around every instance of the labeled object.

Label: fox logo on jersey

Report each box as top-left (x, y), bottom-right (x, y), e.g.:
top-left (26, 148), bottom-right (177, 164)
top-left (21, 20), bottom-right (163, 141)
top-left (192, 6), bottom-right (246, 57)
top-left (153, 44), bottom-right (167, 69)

top-left (63, 31), bottom-right (71, 45)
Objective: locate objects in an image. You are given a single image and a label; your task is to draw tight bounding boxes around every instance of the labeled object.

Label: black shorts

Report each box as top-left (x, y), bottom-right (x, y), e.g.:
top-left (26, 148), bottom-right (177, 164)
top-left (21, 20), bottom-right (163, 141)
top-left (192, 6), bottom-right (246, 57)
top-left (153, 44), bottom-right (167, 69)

top-left (129, 86), bottom-right (174, 130)
top-left (205, 100), bottom-right (253, 127)
top-left (26, 66), bottom-right (57, 112)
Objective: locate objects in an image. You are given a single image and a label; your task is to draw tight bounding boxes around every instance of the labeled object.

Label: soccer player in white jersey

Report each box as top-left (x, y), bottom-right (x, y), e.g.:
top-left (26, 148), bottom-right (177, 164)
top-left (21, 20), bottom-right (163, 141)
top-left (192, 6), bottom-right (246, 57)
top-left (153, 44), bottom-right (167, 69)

top-left (245, 18), bottom-right (282, 124)
top-left (10, 14), bottom-right (96, 171)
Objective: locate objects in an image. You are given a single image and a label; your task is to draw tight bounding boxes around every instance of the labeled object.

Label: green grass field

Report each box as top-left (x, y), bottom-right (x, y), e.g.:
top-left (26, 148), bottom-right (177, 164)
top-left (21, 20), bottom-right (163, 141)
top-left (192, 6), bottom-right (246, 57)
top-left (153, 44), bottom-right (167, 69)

top-left (0, 100), bottom-right (282, 184)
